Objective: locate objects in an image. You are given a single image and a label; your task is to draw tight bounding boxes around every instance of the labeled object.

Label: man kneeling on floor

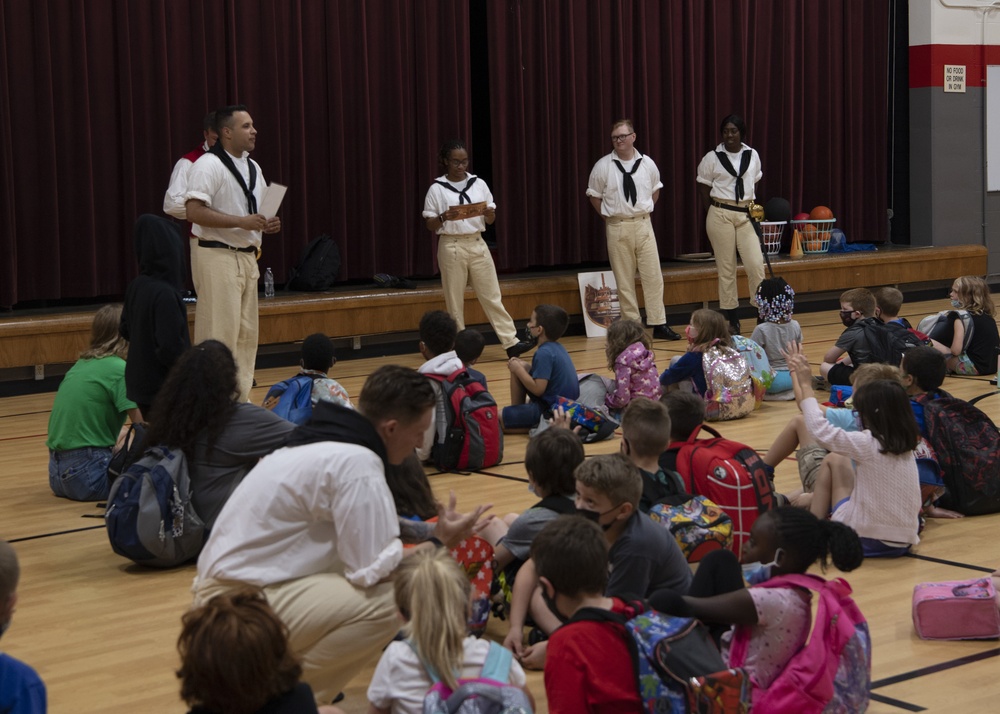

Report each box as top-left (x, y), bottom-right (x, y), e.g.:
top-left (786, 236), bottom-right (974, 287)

top-left (193, 365), bottom-right (488, 707)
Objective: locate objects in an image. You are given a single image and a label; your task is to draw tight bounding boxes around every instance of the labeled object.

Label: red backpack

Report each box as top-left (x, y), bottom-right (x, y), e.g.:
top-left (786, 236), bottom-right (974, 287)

top-left (728, 574), bottom-right (871, 713)
top-left (426, 368), bottom-right (503, 471)
top-left (661, 425), bottom-right (776, 556)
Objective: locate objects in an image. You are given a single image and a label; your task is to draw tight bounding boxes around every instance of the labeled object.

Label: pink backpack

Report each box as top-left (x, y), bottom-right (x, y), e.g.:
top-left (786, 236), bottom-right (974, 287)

top-left (728, 573), bottom-right (871, 713)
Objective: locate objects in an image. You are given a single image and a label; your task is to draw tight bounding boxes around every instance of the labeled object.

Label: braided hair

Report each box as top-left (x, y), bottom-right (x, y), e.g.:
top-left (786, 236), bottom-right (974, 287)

top-left (770, 506), bottom-right (863, 574)
top-left (755, 277), bottom-right (795, 324)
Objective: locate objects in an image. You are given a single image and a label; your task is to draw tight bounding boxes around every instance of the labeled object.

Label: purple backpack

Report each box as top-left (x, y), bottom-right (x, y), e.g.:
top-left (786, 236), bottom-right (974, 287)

top-left (728, 573), bottom-right (871, 713)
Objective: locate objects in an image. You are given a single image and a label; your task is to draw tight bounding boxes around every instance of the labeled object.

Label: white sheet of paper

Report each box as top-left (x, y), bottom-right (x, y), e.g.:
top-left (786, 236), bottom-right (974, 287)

top-left (259, 182), bottom-right (287, 218)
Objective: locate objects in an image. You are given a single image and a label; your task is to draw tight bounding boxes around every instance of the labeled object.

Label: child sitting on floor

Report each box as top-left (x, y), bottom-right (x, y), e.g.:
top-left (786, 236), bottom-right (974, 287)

top-left (785, 341), bottom-right (921, 557)
top-left (502, 304), bottom-right (579, 431)
top-left (603, 318), bottom-right (661, 412)
top-left (660, 308), bottom-right (754, 421)
top-left (454, 328), bottom-right (488, 389)
top-left (262, 333), bottom-right (352, 425)
top-left (649, 507), bottom-right (866, 709)
top-left (503, 454), bottom-right (692, 669)
top-left (532, 516), bottom-right (645, 713)
top-left (476, 428), bottom-right (584, 608)
top-left (750, 277), bottom-right (802, 396)
top-left (367, 548), bottom-right (534, 714)
top-left (618, 397), bottom-right (681, 512)
top-left (928, 276), bottom-right (1000, 375)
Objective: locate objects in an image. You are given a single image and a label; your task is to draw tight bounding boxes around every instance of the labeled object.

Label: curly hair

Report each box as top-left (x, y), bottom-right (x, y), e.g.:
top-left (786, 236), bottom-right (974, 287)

top-left (419, 310), bottom-right (458, 356)
top-left (177, 587), bottom-right (302, 714)
top-left (605, 318), bottom-right (651, 370)
top-left (755, 278), bottom-right (795, 324)
top-left (767, 507), bottom-right (863, 574)
top-left (144, 340), bottom-right (238, 455)
top-left (80, 304), bottom-right (129, 361)
top-left (952, 276), bottom-right (996, 317)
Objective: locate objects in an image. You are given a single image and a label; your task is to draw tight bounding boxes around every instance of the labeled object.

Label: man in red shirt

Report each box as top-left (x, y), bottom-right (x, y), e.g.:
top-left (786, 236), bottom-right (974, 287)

top-left (531, 516), bottom-right (643, 713)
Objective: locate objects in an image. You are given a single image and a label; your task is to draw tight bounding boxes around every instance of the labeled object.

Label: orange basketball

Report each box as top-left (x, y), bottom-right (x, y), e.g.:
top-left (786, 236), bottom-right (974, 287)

top-left (810, 205), bottom-right (834, 221)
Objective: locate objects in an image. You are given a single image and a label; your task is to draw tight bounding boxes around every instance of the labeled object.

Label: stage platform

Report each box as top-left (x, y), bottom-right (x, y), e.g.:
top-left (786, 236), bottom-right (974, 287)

top-left (0, 243), bottom-right (986, 379)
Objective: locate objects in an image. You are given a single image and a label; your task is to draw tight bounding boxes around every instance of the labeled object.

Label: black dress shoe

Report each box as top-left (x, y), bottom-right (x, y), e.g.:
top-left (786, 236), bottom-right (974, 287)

top-left (652, 324), bottom-right (682, 341)
top-left (506, 341), bottom-right (534, 359)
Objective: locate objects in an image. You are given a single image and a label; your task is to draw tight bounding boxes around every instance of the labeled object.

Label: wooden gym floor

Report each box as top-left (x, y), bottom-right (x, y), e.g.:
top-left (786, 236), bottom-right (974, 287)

top-left (2, 297), bottom-right (999, 713)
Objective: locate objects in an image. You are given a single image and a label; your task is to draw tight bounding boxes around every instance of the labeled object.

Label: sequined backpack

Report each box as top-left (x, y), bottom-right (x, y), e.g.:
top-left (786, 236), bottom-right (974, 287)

top-left (701, 342), bottom-right (755, 421)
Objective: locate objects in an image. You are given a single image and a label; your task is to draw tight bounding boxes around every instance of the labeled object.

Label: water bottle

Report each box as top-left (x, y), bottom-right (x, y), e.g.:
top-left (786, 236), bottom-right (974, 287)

top-left (264, 267), bottom-right (275, 298)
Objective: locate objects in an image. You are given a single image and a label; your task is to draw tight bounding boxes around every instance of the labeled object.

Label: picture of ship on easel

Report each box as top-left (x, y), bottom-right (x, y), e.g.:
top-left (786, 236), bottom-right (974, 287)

top-left (578, 271), bottom-right (621, 337)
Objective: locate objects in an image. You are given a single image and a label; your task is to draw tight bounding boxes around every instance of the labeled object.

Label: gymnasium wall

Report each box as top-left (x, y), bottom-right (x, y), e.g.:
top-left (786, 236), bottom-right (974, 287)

top-left (909, 0), bottom-right (1000, 274)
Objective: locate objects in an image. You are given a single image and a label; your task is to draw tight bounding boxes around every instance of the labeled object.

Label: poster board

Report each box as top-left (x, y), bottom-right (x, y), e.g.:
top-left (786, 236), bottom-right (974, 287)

top-left (577, 271), bottom-right (621, 337)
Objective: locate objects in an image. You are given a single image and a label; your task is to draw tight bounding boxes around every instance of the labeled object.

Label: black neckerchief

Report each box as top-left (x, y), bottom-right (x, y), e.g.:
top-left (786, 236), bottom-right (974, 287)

top-left (210, 141), bottom-right (258, 214)
top-left (612, 156), bottom-right (642, 205)
top-left (714, 148), bottom-right (751, 201)
top-left (434, 175), bottom-right (478, 204)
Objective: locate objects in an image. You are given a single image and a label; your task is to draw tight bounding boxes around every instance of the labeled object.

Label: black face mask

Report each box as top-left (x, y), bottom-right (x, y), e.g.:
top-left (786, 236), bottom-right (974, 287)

top-left (574, 504), bottom-right (623, 531)
top-left (521, 324), bottom-right (538, 346)
top-left (839, 310), bottom-right (858, 328)
top-left (575, 507), bottom-right (601, 524)
top-left (541, 587), bottom-right (569, 624)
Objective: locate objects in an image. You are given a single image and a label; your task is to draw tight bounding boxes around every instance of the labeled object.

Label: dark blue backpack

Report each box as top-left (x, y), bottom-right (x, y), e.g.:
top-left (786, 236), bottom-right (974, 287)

top-left (105, 446), bottom-right (205, 568)
top-left (263, 374), bottom-right (315, 425)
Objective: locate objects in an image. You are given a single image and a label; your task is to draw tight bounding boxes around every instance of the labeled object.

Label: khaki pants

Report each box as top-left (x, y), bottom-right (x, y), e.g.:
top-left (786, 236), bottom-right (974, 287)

top-left (704, 204), bottom-right (765, 310)
top-left (605, 215), bottom-right (665, 325)
top-left (437, 233), bottom-right (518, 348)
top-left (191, 240), bottom-right (259, 401)
top-left (194, 573), bottom-right (397, 707)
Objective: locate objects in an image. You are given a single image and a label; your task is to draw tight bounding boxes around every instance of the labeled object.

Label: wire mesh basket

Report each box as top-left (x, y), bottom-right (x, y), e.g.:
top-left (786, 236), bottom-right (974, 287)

top-left (760, 221), bottom-right (786, 255)
top-left (790, 218), bottom-right (836, 254)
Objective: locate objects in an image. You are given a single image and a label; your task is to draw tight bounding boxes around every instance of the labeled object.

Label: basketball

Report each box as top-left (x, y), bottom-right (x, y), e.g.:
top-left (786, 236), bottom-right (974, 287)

top-left (810, 205), bottom-right (834, 221)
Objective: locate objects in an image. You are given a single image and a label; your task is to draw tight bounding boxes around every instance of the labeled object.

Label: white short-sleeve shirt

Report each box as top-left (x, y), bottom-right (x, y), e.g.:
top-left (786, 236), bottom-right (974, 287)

top-left (696, 143), bottom-right (762, 202)
top-left (587, 150), bottom-right (663, 217)
top-left (185, 150), bottom-right (267, 248)
top-left (422, 174), bottom-right (496, 235)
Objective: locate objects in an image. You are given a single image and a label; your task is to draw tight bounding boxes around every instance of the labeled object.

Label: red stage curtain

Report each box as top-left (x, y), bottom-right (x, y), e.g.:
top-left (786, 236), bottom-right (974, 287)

top-left (485, 0), bottom-right (890, 269)
top-left (0, 0), bottom-right (889, 308)
top-left (0, 0), bottom-right (469, 308)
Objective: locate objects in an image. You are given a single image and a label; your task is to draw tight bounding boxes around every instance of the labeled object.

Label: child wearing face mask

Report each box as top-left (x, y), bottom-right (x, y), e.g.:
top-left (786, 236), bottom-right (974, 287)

top-left (649, 507), bottom-right (864, 703)
top-left (502, 454), bottom-right (692, 669)
top-left (927, 275), bottom-right (1000, 375)
top-left (820, 288), bottom-right (885, 386)
top-left (659, 308), bottom-right (733, 396)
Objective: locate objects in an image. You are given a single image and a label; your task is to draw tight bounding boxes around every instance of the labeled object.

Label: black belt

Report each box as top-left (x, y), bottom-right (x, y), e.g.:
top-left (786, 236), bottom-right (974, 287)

top-left (197, 239), bottom-right (256, 253)
top-left (711, 199), bottom-right (750, 213)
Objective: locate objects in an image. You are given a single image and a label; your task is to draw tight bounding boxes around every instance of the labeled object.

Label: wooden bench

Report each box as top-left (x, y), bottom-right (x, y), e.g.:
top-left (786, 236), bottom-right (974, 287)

top-left (0, 244), bottom-right (986, 373)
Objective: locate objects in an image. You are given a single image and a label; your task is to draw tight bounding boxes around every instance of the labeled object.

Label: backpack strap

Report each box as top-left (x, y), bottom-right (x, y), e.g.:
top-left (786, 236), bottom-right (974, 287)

top-left (405, 640), bottom-right (444, 685)
top-left (479, 641), bottom-right (514, 683)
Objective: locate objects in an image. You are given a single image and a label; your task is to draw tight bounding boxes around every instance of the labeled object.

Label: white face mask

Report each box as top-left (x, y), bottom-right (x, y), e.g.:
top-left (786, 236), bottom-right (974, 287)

top-left (527, 482), bottom-right (536, 495)
top-left (950, 299), bottom-right (962, 308)
top-left (741, 548), bottom-right (784, 585)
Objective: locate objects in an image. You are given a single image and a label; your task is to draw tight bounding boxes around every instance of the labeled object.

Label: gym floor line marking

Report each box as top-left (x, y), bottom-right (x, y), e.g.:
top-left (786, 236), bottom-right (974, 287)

top-left (870, 647), bottom-right (1000, 690)
top-left (8, 525), bottom-right (105, 543)
top-left (868, 692), bottom-right (926, 712)
top-left (903, 552), bottom-right (996, 574)
top-left (474, 470), bottom-right (529, 483)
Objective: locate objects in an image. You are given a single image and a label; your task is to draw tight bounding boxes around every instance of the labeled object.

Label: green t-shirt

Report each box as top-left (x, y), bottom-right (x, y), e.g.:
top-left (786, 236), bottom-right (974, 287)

top-left (46, 356), bottom-right (136, 451)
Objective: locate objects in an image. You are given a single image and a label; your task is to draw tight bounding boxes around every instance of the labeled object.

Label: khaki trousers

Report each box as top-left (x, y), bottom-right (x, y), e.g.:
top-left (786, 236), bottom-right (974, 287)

top-left (605, 215), bottom-right (666, 324)
top-left (194, 574), bottom-right (397, 707)
top-left (191, 240), bottom-right (259, 401)
top-left (437, 233), bottom-right (518, 348)
top-left (704, 204), bottom-right (765, 310)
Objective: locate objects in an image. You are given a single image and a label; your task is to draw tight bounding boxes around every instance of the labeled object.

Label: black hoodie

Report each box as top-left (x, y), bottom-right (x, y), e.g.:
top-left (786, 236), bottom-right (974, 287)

top-left (283, 401), bottom-right (388, 469)
top-left (120, 214), bottom-right (192, 407)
